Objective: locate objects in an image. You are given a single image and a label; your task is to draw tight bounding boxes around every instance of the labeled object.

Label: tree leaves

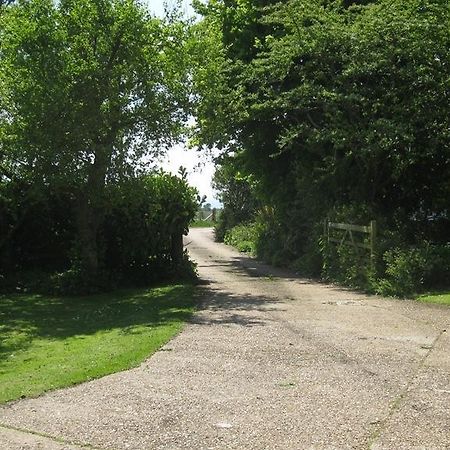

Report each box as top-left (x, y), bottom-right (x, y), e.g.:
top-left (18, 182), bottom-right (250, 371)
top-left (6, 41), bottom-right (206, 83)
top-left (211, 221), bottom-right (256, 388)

top-left (0, 0), bottom-right (191, 187)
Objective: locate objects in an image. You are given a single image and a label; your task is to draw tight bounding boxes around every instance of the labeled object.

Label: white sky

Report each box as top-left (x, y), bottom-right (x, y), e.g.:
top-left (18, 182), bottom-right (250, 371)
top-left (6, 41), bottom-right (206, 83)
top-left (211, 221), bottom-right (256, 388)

top-left (148, 0), bottom-right (194, 18)
top-left (147, 1), bottom-right (222, 207)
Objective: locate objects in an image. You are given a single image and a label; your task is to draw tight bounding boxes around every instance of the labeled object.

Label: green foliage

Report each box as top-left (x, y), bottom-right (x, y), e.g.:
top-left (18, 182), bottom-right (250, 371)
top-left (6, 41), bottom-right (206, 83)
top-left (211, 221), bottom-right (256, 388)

top-left (321, 239), bottom-right (450, 298)
top-left (322, 241), bottom-right (374, 289)
top-left (0, 284), bottom-right (196, 403)
top-left (0, 0), bottom-right (192, 274)
top-left (0, 0), bottom-right (190, 181)
top-left (0, 172), bottom-right (199, 294)
top-left (426, 244), bottom-right (450, 287)
top-left (320, 203), bottom-right (375, 287)
top-left (0, 180), bottom-right (75, 274)
top-left (374, 247), bottom-right (429, 297)
top-left (252, 209), bottom-right (290, 267)
top-left (49, 266), bottom-right (113, 296)
top-left (194, 0), bottom-right (450, 297)
top-left (292, 230), bottom-right (324, 278)
top-left (373, 243), bottom-right (450, 297)
top-left (223, 212), bottom-right (293, 267)
top-left (213, 153), bottom-right (259, 241)
top-left (102, 173), bottom-right (198, 278)
top-left (224, 222), bottom-right (259, 253)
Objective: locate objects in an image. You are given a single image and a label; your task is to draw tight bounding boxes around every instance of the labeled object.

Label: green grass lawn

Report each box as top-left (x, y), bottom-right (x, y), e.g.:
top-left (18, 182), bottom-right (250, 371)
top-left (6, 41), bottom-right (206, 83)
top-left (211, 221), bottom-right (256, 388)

top-left (190, 220), bottom-right (216, 228)
top-left (416, 291), bottom-right (450, 306)
top-left (0, 284), bottom-right (196, 404)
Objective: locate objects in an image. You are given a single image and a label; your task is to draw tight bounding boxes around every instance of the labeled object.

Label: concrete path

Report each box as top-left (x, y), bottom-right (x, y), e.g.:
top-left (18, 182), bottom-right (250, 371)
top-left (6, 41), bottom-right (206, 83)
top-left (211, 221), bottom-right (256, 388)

top-left (1, 227), bottom-right (449, 449)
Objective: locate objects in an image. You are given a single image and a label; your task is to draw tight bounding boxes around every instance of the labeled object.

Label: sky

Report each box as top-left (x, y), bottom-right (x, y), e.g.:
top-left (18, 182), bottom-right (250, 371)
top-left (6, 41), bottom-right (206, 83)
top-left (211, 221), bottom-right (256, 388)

top-left (147, 1), bottom-right (222, 207)
top-left (148, 0), bottom-right (195, 18)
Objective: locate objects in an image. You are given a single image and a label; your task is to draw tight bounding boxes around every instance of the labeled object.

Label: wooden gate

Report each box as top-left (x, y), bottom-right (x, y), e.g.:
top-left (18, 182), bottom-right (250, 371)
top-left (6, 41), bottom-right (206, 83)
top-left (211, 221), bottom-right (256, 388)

top-left (325, 220), bottom-right (377, 266)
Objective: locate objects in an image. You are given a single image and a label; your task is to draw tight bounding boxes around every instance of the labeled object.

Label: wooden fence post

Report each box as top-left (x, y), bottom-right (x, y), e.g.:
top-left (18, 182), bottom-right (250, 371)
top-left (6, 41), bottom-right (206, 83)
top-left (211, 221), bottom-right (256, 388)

top-left (370, 220), bottom-right (377, 268)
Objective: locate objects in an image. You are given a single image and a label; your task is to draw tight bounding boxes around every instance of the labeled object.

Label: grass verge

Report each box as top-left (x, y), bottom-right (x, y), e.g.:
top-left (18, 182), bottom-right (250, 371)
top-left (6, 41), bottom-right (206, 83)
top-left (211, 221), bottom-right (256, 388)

top-left (416, 291), bottom-right (450, 306)
top-left (0, 284), bottom-right (196, 404)
top-left (190, 220), bottom-right (216, 228)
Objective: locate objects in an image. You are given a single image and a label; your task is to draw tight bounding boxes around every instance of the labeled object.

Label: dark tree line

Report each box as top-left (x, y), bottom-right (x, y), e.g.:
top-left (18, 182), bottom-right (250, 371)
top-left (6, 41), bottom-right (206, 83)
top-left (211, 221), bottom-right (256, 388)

top-left (193, 0), bottom-right (450, 295)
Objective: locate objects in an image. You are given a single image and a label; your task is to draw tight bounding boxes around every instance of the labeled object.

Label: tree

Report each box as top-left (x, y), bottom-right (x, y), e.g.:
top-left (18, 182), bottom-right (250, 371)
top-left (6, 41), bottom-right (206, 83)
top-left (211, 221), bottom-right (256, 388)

top-left (193, 0), bottom-right (450, 289)
top-left (0, 0), bottom-right (191, 274)
top-left (212, 153), bottom-right (259, 240)
top-left (194, 0), bottom-right (450, 228)
top-left (0, 0), bottom-right (14, 13)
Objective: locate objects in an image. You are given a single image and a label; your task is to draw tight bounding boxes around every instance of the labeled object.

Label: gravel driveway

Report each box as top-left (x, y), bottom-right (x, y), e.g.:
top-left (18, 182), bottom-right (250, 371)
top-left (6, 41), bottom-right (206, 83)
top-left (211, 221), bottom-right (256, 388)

top-left (1, 227), bottom-right (449, 449)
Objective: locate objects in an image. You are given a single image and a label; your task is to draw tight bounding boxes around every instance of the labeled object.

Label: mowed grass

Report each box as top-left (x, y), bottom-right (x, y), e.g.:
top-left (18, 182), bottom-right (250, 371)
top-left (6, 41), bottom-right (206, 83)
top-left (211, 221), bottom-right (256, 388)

top-left (416, 291), bottom-right (450, 306)
top-left (190, 220), bottom-right (216, 228)
top-left (0, 284), bottom-right (196, 404)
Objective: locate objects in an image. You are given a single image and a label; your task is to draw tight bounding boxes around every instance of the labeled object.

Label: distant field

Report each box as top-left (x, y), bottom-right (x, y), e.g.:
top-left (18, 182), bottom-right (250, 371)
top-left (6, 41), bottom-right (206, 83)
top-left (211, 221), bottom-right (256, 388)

top-left (190, 220), bottom-right (215, 228)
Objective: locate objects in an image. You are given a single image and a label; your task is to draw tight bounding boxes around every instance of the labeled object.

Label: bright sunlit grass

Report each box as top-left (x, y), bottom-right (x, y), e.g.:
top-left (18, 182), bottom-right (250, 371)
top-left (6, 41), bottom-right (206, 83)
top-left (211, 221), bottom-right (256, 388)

top-left (0, 285), bottom-right (196, 403)
top-left (190, 220), bottom-right (216, 228)
top-left (416, 291), bottom-right (450, 306)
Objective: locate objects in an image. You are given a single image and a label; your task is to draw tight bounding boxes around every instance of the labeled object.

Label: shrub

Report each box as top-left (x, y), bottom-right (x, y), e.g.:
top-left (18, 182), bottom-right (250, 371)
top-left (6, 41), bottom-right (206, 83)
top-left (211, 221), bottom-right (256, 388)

top-left (373, 243), bottom-right (450, 297)
top-left (424, 243), bottom-right (450, 288)
top-left (0, 172), bottom-right (199, 294)
top-left (224, 223), bottom-right (260, 253)
top-left (0, 181), bottom-right (75, 275)
top-left (320, 204), bottom-right (376, 288)
top-left (102, 173), bottom-right (198, 277)
top-left (321, 239), bottom-right (374, 289)
top-left (50, 266), bottom-right (113, 296)
top-left (373, 247), bottom-right (429, 297)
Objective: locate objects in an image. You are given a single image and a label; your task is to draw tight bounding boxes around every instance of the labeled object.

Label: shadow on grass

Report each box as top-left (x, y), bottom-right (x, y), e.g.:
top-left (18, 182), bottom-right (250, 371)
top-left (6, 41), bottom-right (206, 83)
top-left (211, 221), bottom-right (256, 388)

top-left (0, 285), bottom-right (195, 361)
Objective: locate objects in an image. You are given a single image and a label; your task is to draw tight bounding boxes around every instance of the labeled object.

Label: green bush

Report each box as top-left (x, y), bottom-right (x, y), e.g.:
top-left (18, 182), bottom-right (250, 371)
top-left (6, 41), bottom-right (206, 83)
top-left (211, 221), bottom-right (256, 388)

top-left (0, 172), bottom-right (199, 295)
top-left (321, 240), bottom-right (373, 289)
top-left (224, 223), bottom-right (260, 253)
top-left (50, 266), bottom-right (113, 296)
top-left (321, 238), bottom-right (450, 298)
top-left (373, 243), bottom-right (450, 297)
top-left (219, 200), bottom-right (449, 299)
top-left (212, 155), bottom-right (259, 243)
top-left (424, 243), bottom-right (450, 288)
top-left (0, 181), bottom-right (75, 275)
top-left (373, 247), bottom-right (430, 297)
top-left (215, 205), bottom-right (251, 242)
top-left (102, 173), bottom-right (198, 276)
top-left (320, 204), bottom-right (375, 288)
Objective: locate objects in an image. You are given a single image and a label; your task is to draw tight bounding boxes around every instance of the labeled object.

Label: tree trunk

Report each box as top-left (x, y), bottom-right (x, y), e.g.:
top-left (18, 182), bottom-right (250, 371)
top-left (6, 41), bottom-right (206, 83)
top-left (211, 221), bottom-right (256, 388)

top-left (76, 193), bottom-right (101, 275)
top-left (75, 145), bottom-right (110, 276)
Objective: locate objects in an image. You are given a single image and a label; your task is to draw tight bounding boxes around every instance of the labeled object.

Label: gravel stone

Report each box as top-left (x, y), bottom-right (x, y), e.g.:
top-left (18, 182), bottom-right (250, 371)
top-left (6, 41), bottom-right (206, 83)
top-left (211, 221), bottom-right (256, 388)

top-left (1, 228), bottom-right (449, 449)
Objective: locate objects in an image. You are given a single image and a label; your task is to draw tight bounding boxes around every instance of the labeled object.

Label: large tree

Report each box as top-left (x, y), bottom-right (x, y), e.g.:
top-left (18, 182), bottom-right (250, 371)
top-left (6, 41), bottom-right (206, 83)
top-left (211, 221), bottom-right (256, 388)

top-left (194, 0), bottom-right (450, 250)
top-left (0, 0), bottom-right (191, 273)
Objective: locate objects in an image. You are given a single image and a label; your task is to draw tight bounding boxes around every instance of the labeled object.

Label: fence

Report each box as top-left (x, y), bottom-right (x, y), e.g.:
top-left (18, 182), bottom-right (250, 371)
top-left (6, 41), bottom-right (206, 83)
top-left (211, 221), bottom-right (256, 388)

top-left (196, 208), bottom-right (220, 222)
top-left (325, 220), bottom-right (377, 266)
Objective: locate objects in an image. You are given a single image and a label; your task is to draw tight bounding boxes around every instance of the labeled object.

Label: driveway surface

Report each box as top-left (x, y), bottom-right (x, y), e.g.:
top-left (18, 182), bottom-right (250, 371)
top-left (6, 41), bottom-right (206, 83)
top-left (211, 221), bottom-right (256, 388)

top-left (1, 227), bottom-right (449, 449)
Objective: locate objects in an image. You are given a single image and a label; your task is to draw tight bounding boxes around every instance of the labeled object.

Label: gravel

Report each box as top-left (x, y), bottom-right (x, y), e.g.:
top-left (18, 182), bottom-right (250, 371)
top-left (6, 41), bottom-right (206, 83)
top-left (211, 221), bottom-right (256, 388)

top-left (1, 227), bottom-right (449, 449)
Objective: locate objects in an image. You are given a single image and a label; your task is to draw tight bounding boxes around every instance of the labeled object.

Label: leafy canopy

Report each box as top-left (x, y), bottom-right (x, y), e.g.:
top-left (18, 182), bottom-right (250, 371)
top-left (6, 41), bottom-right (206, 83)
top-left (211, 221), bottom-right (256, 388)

top-left (0, 0), bottom-right (191, 186)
